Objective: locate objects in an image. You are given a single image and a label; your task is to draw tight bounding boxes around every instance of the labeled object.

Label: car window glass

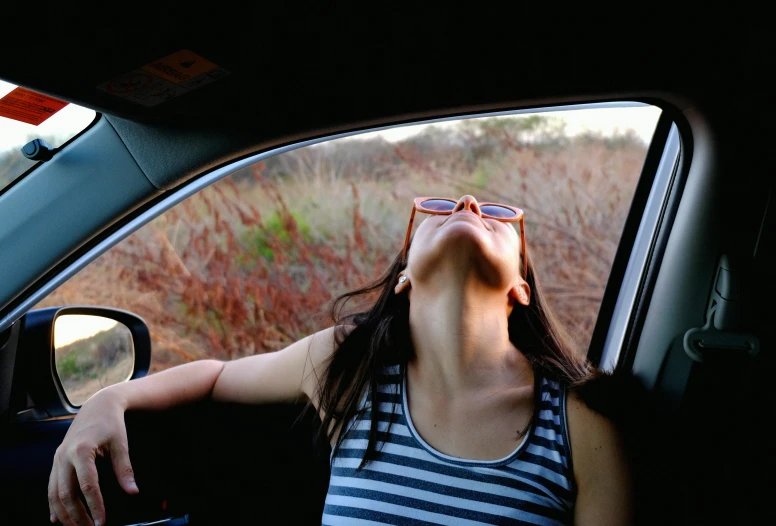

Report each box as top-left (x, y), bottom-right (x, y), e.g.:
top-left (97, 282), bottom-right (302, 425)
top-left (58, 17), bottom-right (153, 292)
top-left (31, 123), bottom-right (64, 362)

top-left (36, 104), bottom-right (661, 373)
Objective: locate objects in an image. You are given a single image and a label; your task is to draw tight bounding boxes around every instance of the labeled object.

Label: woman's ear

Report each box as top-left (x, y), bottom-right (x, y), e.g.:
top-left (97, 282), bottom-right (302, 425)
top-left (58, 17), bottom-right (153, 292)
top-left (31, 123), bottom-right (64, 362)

top-left (395, 273), bottom-right (411, 295)
top-left (509, 279), bottom-right (531, 306)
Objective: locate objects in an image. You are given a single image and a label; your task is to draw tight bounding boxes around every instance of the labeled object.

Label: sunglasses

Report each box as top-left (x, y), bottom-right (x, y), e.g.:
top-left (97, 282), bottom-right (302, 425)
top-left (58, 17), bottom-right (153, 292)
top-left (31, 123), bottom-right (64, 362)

top-left (402, 197), bottom-right (528, 276)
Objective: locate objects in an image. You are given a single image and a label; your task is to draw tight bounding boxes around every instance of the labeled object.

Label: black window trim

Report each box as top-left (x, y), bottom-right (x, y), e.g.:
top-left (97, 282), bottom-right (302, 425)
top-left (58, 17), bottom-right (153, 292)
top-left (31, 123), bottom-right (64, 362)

top-left (588, 116), bottom-right (681, 370)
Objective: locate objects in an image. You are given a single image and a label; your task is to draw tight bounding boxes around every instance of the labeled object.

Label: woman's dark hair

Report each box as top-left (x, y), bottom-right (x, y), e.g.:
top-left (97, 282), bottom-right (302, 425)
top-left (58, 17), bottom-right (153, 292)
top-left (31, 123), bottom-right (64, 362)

top-left (314, 238), bottom-right (594, 468)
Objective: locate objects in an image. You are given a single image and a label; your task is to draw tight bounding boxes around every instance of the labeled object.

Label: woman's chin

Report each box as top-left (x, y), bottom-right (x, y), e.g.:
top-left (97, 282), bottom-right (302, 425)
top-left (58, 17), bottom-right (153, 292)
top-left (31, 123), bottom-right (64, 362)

top-left (438, 221), bottom-right (491, 248)
top-left (436, 230), bottom-right (505, 267)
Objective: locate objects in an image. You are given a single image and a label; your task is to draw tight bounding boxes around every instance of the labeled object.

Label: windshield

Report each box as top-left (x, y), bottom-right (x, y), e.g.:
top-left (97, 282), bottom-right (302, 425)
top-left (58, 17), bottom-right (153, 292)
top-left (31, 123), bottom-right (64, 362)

top-left (0, 80), bottom-right (96, 192)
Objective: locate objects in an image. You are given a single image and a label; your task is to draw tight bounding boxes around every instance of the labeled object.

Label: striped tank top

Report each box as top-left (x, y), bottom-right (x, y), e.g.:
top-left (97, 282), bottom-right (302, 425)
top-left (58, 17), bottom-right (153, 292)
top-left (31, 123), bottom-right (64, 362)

top-left (323, 364), bottom-right (576, 525)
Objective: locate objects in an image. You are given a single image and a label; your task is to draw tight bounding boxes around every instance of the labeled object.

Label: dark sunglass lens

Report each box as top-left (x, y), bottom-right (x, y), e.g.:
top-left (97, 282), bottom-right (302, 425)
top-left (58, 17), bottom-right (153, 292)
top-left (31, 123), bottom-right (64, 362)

top-left (421, 199), bottom-right (456, 212)
top-left (481, 205), bottom-right (517, 218)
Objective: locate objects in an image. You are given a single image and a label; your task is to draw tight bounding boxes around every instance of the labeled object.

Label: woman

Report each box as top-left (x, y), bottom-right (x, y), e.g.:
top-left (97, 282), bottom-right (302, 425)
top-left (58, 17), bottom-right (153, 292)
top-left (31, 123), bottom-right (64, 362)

top-left (48, 195), bottom-right (632, 526)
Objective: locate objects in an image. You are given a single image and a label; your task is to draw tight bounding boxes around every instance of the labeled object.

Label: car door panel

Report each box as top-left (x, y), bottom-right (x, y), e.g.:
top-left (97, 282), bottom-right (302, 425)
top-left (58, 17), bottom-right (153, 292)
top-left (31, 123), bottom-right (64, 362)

top-left (0, 401), bottom-right (330, 525)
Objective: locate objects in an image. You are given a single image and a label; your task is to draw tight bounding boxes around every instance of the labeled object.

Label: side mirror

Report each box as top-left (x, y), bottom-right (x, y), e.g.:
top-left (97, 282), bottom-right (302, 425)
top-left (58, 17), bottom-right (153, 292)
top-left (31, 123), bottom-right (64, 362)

top-left (53, 313), bottom-right (136, 406)
top-left (13, 306), bottom-right (151, 420)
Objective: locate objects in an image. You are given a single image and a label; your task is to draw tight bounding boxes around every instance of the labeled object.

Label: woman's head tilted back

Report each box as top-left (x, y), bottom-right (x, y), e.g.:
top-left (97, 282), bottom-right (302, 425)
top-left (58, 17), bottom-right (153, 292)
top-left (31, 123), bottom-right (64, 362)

top-left (316, 195), bottom-right (593, 465)
top-left (395, 195), bottom-right (531, 315)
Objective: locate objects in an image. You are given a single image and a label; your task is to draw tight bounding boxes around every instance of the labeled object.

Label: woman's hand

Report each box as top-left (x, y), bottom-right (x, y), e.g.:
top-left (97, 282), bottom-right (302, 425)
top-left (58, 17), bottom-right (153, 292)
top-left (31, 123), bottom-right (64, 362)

top-left (48, 388), bottom-right (138, 526)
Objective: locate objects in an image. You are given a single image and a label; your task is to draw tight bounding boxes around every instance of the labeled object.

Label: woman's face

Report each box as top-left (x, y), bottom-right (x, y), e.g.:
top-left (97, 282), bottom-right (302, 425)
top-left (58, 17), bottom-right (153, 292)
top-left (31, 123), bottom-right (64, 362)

top-left (401, 195), bottom-right (530, 305)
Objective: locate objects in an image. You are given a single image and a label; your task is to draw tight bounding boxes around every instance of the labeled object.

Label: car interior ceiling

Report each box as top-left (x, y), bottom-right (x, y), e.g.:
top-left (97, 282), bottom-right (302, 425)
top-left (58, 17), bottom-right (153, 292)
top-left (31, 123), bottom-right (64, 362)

top-left (1, 10), bottom-right (775, 525)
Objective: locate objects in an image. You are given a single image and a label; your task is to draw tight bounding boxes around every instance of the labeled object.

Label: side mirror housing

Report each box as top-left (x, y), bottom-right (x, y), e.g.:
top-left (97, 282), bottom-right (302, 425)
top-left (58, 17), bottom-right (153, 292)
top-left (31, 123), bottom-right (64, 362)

top-left (11, 306), bottom-right (151, 420)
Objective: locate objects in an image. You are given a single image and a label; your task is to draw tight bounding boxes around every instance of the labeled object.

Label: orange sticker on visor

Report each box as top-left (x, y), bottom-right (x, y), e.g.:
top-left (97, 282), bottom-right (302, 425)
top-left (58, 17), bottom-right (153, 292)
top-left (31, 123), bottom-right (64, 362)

top-left (141, 50), bottom-right (219, 84)
top-left (0, 87), bottom-right (68, 125)
top-left (97, 49), bottom-right (229, 107)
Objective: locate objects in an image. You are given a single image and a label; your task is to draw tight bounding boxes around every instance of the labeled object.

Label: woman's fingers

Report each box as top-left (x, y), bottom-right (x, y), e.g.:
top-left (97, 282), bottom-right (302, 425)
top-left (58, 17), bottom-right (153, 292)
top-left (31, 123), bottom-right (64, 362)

top-left (57, 461), bottom-right (94, 525)
top-left (48, 461), bottom-right (73, 525)
top-left (49, 439), bottom-right (129, 526)
top-left (73, 453), bottom-right (105, 526)
top-left (47, 391), bottom-right (134, 525)
top-left (109, 440), bottom-right (139, 495)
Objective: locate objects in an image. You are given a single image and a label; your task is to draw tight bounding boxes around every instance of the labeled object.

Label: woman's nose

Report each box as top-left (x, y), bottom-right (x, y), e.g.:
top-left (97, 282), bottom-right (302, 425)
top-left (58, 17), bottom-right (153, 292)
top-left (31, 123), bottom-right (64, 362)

top-left (453, 195), bottom-right (482, 216)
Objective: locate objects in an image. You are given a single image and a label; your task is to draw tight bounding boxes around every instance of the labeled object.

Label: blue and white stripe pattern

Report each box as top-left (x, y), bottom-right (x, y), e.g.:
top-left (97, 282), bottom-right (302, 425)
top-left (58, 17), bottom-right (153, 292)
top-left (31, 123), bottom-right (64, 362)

top-left (323, 364), bottom-right (576, 525)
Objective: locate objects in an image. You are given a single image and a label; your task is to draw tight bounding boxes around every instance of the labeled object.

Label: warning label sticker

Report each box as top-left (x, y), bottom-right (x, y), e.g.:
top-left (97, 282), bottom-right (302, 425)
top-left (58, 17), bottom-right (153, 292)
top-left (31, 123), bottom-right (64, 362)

top-left (0, 87), bottom-right (69, 125)
top-left (141, 49), bottom-right (219, 84)
top-left (98, 50), bottom-right (229, 107)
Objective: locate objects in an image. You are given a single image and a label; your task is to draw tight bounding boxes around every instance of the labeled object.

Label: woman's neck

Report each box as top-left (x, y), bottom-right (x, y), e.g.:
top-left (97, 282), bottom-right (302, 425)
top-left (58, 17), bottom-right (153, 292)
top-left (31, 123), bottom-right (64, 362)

top-left (406, 274), bottom-right (532, 397)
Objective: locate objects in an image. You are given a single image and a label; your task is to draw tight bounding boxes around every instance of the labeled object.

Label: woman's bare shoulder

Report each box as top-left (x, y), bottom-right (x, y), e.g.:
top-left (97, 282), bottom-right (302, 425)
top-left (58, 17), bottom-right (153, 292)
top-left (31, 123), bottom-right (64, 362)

top-left (566, 391), bottom-right (624, 456)
top-left (566, 386), bottom-right (633, 525)
top-left (565, 373), bottom-right (636, 480)
top-left (300, 324), bottom-right (357, 401)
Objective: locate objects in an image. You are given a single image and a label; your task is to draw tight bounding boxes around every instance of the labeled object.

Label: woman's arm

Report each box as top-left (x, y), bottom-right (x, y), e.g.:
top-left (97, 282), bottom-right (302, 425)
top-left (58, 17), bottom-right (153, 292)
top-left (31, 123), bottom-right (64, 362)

top-left (109, 359), bottom-right (225, 411)
top-left (567, 393), bottom-right (634, 525)
top-left (49, 326), bottom-right (340, 526)
top-left (109, 325), bottom-right (340, 411)
top-left (212, 325), bottom-right (340, 406)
